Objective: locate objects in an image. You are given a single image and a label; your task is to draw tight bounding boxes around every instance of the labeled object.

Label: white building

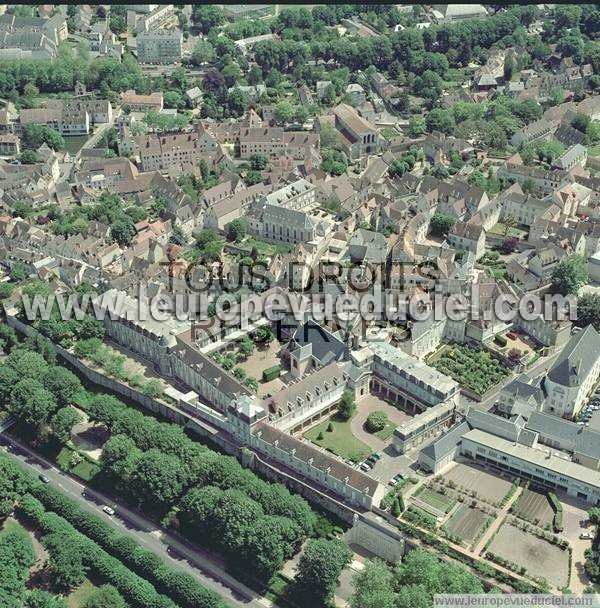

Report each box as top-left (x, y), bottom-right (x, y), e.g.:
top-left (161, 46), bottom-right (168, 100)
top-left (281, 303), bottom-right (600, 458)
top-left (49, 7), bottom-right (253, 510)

top-left (542, 325), bottom-right (600, 418)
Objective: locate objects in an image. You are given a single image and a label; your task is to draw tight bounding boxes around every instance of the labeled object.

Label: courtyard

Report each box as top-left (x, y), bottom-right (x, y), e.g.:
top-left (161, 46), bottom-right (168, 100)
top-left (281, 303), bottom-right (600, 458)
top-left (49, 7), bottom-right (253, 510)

top-left (234, 337), bottom-right (287, 397)
top-left (304, 413), bottom-right (372, 463)
top-left (444, 462), bottom-right (514, 504)
top-left (351, 393), bottom-right (414, 450)
top-left (487, 523), bottom-right (570, 589)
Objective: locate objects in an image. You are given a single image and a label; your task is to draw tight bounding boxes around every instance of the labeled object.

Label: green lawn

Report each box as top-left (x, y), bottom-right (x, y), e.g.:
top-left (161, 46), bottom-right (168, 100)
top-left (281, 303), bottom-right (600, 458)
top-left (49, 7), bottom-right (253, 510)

top-left (244, 238), bottom-right (293, 257)
top-left (489, 222), bottom-right (521, 237)
top-left (415, 487), bottom-right (456, 514)
top-left (55, 446), bottom-right (100, 482)
top-left (588, 143), bottom-right (600, 157)
top-left (379, 127), bottom-right (399, 140)
top-left (304, 414), bottom-right (372, 462)
top-left (0, 518), bottom-right (27, 537)
top-left (66, 579), bottom-right (97, 608)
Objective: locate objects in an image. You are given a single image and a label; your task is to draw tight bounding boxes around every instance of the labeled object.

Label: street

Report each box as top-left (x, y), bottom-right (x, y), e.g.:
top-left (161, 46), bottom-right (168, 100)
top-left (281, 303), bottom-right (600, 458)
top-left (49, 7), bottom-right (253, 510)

top-left (0, 433), bottom-right (273, 608)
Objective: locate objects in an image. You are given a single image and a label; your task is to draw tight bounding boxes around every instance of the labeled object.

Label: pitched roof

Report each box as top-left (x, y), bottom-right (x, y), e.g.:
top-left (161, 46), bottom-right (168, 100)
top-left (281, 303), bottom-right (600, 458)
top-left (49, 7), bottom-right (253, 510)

top-left (546, 325), bottom-right (600, 388)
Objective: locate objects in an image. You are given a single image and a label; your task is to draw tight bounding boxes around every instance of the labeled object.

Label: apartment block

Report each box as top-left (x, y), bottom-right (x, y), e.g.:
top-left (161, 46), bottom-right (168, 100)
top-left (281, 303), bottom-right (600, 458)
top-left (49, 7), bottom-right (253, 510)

top-left (137, 29), bottom-right (182, 65)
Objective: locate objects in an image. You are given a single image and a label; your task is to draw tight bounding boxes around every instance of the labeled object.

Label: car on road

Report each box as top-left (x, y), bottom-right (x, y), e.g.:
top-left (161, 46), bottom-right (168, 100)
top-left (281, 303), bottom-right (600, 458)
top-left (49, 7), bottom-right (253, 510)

top-left (102, 506), bottom-right (115, 516)
top-left (580, 532), bottom-right (594, 540)
top-left (38, 474), bottom-right (50, 484)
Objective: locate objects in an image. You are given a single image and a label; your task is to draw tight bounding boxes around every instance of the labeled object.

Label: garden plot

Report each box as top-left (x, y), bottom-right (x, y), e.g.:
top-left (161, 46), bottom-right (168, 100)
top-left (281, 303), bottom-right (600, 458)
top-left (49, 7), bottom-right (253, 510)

top-left (413, 487), bottom-right (456, 516)
top-left (445, 463), bottom-right (513, 504)
top-left (513, 488), bottom-right (555, 527)
top-left (488, 523), bottom-right (569, 589)
top-left (445, 504), bottom-right (491, 545)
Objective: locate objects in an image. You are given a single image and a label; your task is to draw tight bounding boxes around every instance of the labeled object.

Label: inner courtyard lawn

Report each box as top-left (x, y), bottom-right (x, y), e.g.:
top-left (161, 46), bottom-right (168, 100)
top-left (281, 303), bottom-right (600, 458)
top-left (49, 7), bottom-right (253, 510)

top-left (304, 414), bottom-right (372, 462)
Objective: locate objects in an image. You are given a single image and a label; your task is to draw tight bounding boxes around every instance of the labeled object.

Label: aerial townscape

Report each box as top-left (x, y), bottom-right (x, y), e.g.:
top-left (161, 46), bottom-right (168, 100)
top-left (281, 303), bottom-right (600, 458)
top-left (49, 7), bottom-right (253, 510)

top-left (6, 3), bottom-right (600, 608)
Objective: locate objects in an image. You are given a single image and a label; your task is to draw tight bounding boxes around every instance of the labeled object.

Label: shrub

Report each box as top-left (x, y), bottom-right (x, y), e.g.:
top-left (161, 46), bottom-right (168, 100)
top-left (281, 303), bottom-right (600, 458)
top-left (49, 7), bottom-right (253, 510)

top-left (365, 411), bottom-right (388, 433)
top-left (262, 365), bottom-right (281, 382)
top-left (495, 335), bottom-right (507, 347)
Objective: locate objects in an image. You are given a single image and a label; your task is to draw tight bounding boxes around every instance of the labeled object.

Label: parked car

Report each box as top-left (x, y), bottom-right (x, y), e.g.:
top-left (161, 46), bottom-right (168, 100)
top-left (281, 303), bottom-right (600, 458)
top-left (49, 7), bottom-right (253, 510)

top-left (580, 532), bottom-right (593, 540)
top-left (360, 462), bottom-right (372, 472)
top-left (102, 506), bottom-right (115, 516)
top-left (388, 478), bottom-right (397, 487)
top-left (371, 452), bottom-right (382, 461)
top-left (38, 474), bottom-right (50, 484)
top-left (506, 331), bottom-right (517, 340)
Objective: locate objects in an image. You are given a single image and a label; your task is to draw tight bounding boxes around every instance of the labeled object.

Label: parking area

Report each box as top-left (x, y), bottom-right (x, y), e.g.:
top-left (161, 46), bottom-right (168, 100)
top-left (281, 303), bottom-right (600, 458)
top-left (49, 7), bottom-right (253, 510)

top-left (444, 462), bottom-right (513, 504)
top-left (445, 504), bottom-right (491, 546)
top-left (488, 523), bottom-right (570, 589)
top-left (513, 487), bottom-right (555, 527)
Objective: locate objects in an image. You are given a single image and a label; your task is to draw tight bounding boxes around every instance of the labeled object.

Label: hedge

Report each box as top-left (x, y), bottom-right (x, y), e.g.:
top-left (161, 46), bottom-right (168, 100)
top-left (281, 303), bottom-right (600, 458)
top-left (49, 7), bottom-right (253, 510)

top-left (495, 335), bottom-right (507, 347)
top-left (262, 365), bottom-right (281, 382)
top-left (548, 492), bottom-right (563, 533)
top-left (28, 483), bottom-right (228, 608)
top-left (17, 494), bottom-right (177, 608)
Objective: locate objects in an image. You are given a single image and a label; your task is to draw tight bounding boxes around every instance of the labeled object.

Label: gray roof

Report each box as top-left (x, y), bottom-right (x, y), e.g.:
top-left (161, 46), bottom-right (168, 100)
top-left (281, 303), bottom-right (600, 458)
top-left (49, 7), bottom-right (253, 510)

top-left (291, 320), bottom-right (347, 365)
top-left (527, 411), bottom-right (600, 460)
top-left (546, 325), bottom-right (600, 388)
top-left (420, 420), bottom-right (470, 460)
top-left (466, 408), bottom-right (524, 442)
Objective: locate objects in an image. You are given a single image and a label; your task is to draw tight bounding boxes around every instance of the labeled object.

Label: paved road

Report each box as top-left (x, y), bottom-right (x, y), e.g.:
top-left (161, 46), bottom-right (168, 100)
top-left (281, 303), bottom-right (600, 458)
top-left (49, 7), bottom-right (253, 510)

top-left (0, 434), bottom-right (272, 608)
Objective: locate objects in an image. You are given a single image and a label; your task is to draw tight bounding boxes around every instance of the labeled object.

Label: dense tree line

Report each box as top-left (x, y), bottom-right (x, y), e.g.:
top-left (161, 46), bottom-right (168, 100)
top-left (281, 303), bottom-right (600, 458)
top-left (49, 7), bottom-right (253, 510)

top-left (350, 550), bottom-right (484, 608)
top-left (3, 329), bottom-right (317, 583)
top-left (0, 457), bottom-right (227, 608)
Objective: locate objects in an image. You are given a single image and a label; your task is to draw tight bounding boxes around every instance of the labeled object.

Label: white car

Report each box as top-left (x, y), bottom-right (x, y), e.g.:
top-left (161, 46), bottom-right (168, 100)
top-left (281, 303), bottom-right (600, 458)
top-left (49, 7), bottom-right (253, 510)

top-left (580, 532), bottom-right (593, 540)
top-left (102, 506), bottom-right (115, 516)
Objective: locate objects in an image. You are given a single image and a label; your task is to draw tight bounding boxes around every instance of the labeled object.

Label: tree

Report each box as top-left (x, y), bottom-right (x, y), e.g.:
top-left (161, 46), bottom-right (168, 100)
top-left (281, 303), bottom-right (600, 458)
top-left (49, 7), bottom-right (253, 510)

top-left (350, 559), bottom-right (395, 608)
top-left (24, 125), bottom-right (65, 151)
top-left (228, 87), bottom-right (249, 117)
top-left (550, 254), bottom-right (588, 296)
top-left (226, 218), bottom-right (248, 243)
top-left (338, 390), bottom-right (356, 421)
top-left (8, 378), bottom-right (57, 430)
top-left (503, 54), bottom-right (514, 81)
top-left (425, 109), bottom-right (455, 135)
top-left (192, 5), bottom-right (225, 34)
top-left (100, 434), bottom-right (141, 481)
top-left (84, 585), bottom-right (126, 608)
top-left (43, 367), bottom-right (81, 404)
top-left (19, 149), bottom-right (39, 164)
top-left (50, 407), bottom-right (81, 443)
top-left (111, 217), bottom-right (135, 247)
top-left (44, 532), bottom-right (86, 593)
top-left (239, 336), bottom-right (255, 358)
top-left (391, 496), bottom-right (404, 517)
top-left (26, 590), bottom-right (67, 608)
top-left (191, 40), bottom-right (215, 65)
top-left (365, 411), bottom-right (388, 433)
top-left (575, 293), bottom-right (600, 331)
top-left (131, 448), bottom-right (187, 510)
top-left (430, 212), bottom-right (455, 236)
top-left (274, 100), bottom-right (295, 125)
top-left (249, 154), bottom-right (268, 171)
top-left (294, 538), bottom-right (352, 605)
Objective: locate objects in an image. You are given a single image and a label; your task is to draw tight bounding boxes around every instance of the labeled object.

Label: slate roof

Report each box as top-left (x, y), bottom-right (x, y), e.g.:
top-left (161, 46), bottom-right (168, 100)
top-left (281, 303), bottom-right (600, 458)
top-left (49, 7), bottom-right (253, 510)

top-left (527, 411), bottom-right (600, 460)
top-left (291, 320), bottom-right (347, 365)
top-left (546, 325), bottom-right (600, 388)
top-left (420, 421), bottom-right (470, 461)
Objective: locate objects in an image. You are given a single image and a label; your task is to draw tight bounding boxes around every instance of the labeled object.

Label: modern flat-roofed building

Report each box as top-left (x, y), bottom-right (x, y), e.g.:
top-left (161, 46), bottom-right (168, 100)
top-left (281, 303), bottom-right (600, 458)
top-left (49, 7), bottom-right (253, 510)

top-left (461, 428), bottom-right (600, 505)
top-left (137, 29), bottom-right (182, 64)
